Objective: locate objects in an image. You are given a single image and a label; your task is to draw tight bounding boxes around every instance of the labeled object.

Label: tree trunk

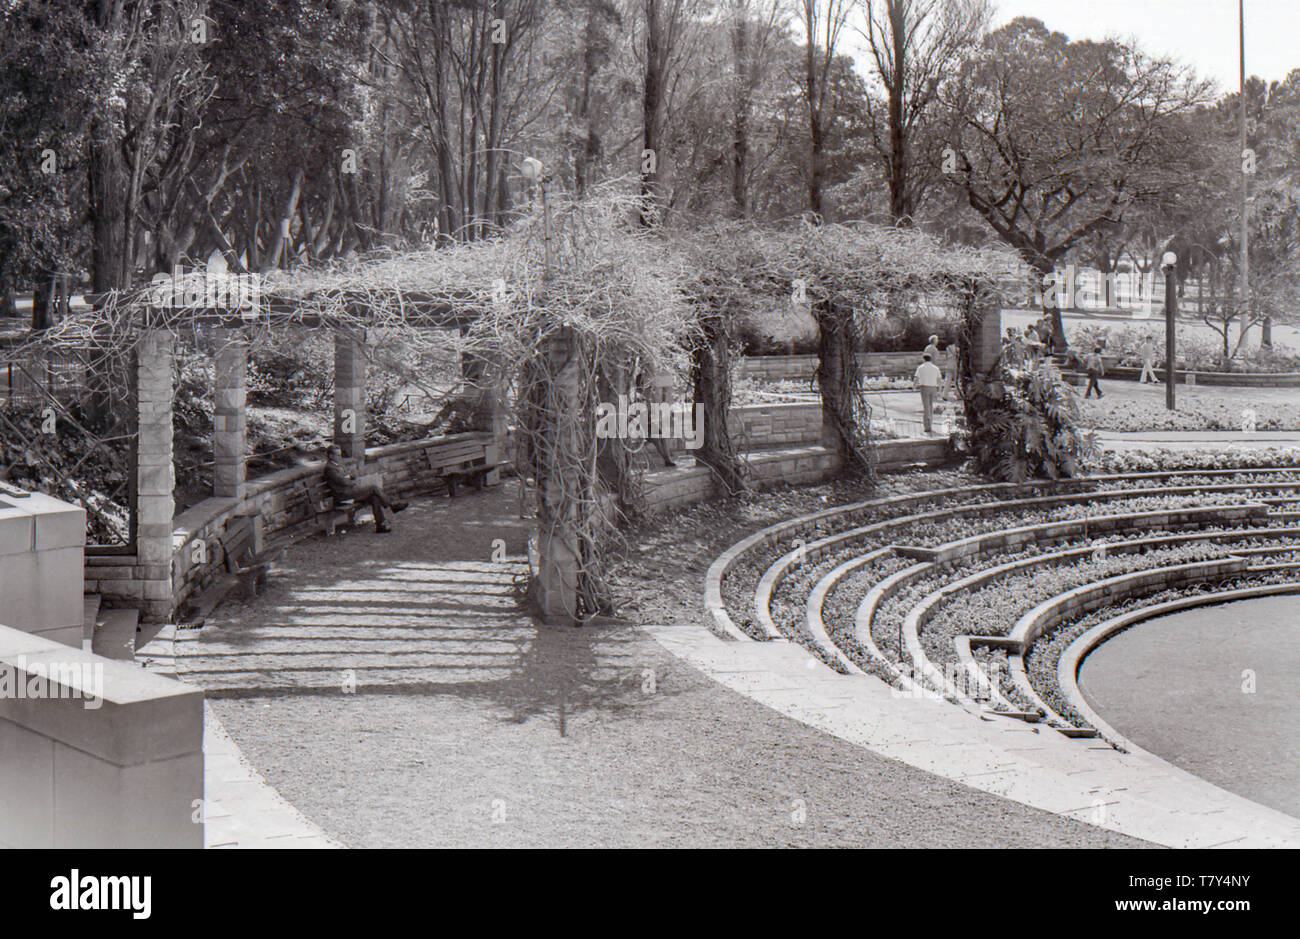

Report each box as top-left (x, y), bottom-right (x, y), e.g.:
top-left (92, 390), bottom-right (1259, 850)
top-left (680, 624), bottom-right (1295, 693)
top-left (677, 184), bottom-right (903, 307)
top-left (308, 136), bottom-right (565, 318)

top-left (641, 0), bottom-right (663, 227)
top-left (730, 12), bottom-right (750, 217)
top-left (690, 309), bottom-right (747, 493)
top-left (886, 0), bottom-right (908, 225)
top-left (815, 298), bottom-right (870, 474)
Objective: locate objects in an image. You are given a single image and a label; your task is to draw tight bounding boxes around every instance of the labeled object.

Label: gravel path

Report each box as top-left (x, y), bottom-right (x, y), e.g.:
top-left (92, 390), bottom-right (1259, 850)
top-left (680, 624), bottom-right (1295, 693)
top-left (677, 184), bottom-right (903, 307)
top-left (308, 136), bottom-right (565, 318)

top-left (202, 481), bottom-right (1146, 847)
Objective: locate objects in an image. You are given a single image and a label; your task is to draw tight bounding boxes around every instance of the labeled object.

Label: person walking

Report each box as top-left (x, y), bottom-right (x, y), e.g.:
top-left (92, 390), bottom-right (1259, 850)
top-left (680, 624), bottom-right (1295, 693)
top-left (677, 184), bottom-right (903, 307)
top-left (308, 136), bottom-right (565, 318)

top-left (324, 445), bottom-right (408, 533)
top-left (1083, 346), bottom-right (1106, 399)
top-left (1139, 338), bottom-right (1158, 384)
top-left (1025, 325), bottom-right (1044, 364)
top-left (914, 352), bottom-right (942, 433)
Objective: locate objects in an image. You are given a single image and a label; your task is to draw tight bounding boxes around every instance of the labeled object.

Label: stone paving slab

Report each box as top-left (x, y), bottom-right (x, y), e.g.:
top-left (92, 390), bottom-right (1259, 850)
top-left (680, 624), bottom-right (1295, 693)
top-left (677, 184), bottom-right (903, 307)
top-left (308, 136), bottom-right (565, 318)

top-left (644, 623), bottom-right (1300, 848)
top-left (201, 703), bottom-right (342, 849)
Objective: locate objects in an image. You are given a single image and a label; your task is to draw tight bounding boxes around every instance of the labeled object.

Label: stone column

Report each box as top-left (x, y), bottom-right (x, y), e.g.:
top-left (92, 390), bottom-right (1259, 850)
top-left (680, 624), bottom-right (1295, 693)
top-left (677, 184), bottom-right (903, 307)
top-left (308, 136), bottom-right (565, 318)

top-left (333, 331), bottom-right (366, 461)
top-left (135, 330), bottom-right (175, 623)
top-left (212, 331), bottom-right (248, 499)
top-left (535, 329), bottom-right (580, 625)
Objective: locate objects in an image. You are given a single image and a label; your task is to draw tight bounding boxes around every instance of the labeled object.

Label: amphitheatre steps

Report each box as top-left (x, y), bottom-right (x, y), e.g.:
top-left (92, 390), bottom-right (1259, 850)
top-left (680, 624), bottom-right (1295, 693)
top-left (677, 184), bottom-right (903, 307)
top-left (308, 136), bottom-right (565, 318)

top-left (709, 466), bottom-right (1300, 759)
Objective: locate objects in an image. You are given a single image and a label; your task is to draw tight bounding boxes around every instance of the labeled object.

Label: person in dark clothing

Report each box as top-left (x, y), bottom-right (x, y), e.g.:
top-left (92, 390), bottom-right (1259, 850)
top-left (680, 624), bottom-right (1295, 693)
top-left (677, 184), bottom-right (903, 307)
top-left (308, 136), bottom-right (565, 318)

top-left (324, 445), bottom-right (408, 533)
top-left (1083, 346), bottom-right (1106, 399)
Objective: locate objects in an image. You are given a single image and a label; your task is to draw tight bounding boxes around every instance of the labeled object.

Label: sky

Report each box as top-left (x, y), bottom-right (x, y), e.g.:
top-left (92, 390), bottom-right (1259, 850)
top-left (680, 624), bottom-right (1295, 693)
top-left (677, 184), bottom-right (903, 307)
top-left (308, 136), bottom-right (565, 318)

top-left (990, 0), bottom-right (1298, 91)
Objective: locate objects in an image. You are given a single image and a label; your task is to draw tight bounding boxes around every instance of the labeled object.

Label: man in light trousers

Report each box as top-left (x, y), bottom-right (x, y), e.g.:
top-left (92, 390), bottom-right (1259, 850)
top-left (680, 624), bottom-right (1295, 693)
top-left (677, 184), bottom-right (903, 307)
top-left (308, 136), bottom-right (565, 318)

top-left (914, 353), bottom-right (942, 434)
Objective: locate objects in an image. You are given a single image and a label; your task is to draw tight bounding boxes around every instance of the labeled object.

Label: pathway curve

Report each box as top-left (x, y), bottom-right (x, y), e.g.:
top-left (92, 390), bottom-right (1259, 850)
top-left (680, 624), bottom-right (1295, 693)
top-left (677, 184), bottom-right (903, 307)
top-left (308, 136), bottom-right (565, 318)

top-left (178, 483), bottom-right (1147, 848)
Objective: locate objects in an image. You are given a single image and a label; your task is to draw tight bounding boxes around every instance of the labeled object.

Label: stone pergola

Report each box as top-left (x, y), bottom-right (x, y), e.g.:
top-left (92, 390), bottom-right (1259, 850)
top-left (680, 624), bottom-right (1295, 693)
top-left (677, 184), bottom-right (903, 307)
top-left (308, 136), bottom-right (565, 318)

top-left (122, 297), bottom-right (500, 622)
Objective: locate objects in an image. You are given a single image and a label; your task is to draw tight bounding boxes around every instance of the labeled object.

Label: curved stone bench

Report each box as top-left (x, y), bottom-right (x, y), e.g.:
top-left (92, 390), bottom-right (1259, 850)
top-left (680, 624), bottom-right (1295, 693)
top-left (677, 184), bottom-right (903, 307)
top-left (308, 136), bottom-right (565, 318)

top-left (1058, 583), bottom-right (1300, 754)
top-left (705, 466), bottom-right (1300, 641)
top-left (751, 487), bottom-right (1271, 642)
top-left (901, 514), bottom-right (1283, 711)
top-left (1001, 557), bottom-right (1250, 733)
top-left (853, 562), bottom-right (934, 693)
top-left (802, 547), bottom-right (893, 675)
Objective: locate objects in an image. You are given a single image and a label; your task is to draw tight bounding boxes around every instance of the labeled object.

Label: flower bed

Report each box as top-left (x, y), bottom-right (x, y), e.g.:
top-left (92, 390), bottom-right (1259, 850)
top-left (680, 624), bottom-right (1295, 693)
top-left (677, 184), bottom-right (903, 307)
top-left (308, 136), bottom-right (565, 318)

top-left (819, 556), bottom-right (914, 684)
top-left (919, 540), bottom-right (1252, 670)
top-left (896, 491), bottom-right (1260, 548)
top-left (1081, 396), bottom-right (1300, 433)
top-left (1100, 448), bottom-right (1300, 474)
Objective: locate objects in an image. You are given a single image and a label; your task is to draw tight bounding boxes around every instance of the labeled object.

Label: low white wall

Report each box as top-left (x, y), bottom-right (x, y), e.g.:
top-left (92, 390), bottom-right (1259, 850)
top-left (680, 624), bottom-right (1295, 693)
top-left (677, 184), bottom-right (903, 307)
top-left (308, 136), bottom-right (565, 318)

top-left (0, 624), bottom-right (204, 848)
top-left (0, 489), bottom-right (85, 647)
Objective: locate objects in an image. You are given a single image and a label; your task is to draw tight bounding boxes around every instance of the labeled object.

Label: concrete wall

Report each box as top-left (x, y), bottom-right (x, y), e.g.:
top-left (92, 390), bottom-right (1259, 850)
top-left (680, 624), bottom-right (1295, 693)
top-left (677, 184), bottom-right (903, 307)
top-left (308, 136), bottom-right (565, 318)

top-left (0, 624), bottom-right (204, 848)
top-left (737, 350), bottom-right (956, 383)
top-left (0, 490), bottom-right (85, 647)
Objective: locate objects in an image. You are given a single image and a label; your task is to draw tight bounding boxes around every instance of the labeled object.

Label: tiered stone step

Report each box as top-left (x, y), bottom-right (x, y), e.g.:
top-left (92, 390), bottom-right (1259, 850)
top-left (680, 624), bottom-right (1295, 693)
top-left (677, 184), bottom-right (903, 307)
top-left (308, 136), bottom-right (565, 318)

top-left (82, 593), bottom-right (102, 652)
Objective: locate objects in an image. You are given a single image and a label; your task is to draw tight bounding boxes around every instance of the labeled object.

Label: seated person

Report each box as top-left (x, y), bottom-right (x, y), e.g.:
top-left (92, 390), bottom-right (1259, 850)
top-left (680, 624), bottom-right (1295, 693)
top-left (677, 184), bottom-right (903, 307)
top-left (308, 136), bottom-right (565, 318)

top-left (324, 445), bottom-right (408, 533)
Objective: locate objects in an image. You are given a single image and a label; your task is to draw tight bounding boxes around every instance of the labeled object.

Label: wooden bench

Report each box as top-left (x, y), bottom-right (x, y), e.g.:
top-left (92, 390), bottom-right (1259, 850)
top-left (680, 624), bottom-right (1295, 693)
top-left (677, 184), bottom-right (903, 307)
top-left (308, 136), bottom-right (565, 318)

top-left (219, 517), bottom-right (281, 598)
top-left (444, 460), bottom-right (511, 497)
top-left (422, 433), bottom-right (504, 497)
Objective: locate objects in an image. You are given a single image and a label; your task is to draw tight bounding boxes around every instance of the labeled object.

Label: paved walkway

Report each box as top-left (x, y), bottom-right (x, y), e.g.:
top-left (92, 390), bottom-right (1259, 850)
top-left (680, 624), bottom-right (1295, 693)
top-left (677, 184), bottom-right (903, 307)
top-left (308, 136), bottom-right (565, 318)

top-left (169, 475), bottom-right (1300, 847)
top-left (174, 485), bottom-right (1148, 848)
top-left (201, 704), bottom-right (341, 848)
top-left (647, 626), bottom-right (1300, 848)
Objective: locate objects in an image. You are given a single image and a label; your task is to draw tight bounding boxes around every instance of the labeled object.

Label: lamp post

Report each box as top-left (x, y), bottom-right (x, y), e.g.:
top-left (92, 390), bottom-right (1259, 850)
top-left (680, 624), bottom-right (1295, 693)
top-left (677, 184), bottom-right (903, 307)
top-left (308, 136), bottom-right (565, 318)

top-left (520, 156), bottom-right (551, 280)
top-left (1163, 251), bottom-right (1178, 411)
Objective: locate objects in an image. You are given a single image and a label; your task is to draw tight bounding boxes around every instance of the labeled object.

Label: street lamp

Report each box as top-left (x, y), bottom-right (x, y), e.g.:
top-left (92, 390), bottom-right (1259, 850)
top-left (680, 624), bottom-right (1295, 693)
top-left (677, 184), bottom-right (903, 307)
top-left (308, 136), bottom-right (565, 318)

top-left (520, 157), bottom-right (552, 279)
top-left (1162, 251), bottom-right (1178, 411)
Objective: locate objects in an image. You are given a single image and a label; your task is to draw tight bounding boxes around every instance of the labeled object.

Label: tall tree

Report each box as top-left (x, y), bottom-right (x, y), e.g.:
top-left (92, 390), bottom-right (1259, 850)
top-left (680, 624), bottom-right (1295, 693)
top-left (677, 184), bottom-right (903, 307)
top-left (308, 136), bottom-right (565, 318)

top-left (857, 0), bottom-right (989, 226)
top-left (793, 0), bottom-right (855, 219)
top-left (943, 17), bottom-right (1210, 348)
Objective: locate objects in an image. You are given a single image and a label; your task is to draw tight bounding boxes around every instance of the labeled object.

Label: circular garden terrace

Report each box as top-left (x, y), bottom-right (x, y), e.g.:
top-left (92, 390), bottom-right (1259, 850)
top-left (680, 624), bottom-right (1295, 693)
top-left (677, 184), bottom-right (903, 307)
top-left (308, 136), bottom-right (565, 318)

top-left (694, 463), bottom-right (1300, 846)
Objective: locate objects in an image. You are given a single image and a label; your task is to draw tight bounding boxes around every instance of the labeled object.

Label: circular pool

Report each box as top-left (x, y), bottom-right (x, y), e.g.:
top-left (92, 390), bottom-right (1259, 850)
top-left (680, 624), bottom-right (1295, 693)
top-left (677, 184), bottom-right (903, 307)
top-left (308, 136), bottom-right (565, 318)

top-left (1078, 595), bottom-right (1300, 820)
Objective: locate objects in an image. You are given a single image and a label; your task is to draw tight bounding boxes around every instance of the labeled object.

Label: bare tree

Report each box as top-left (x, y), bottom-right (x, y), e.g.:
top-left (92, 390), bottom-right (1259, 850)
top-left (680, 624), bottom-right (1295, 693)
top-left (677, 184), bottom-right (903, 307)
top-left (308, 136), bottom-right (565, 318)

top-left (944, 18), bottom-right (1210, 349)
top-left (793, 0), bottom-right (855, 219)
top-left (726, 0), bottom-right (787, 217)
top-left (857, 0), bottom-right (989, 226)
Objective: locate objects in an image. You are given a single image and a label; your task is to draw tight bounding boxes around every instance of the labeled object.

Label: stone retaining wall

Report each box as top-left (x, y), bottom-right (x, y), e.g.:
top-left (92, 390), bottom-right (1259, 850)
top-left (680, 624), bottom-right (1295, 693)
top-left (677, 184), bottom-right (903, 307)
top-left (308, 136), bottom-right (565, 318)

top-left (737, 351), bottom-right (955, 383)
top-left (727, 402), bottom-right (823, 448)
top-left (643, 437), bottom-right (953, 514)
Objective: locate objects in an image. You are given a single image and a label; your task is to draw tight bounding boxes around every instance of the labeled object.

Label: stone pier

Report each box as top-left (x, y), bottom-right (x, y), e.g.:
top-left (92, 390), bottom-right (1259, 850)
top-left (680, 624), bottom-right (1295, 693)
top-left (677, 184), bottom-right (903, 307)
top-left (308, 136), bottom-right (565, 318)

top-left (136, 330), bottom-right (175, 623)
top-left (334, 331), bottom-right (366, 461)
top-left (212, 331), bottom-right (248, 499)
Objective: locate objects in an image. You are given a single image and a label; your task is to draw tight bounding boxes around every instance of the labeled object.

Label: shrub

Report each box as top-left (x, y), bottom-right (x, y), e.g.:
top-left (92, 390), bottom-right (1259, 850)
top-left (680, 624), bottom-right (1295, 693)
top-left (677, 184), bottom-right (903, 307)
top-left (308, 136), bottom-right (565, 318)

top-left (963, 360), bottom-right (1099, 481)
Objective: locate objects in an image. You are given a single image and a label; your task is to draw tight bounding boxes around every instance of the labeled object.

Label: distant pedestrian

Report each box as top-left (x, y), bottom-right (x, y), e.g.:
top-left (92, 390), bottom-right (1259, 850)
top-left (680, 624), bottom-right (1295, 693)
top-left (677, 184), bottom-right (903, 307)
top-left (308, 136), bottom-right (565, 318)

top-left (914, 353), bottom-right (942, 433)
top-left (1083, 347), bottom-right (1106, 399)
top-left (1139, 338), bottom-right (1157, 384)
top-left (1034, 315), bottom-right (1055, 355)
top-left (1024, 325), bottom-right (1042, 364)
top-left (924, 334), bottom-right (941, 361)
